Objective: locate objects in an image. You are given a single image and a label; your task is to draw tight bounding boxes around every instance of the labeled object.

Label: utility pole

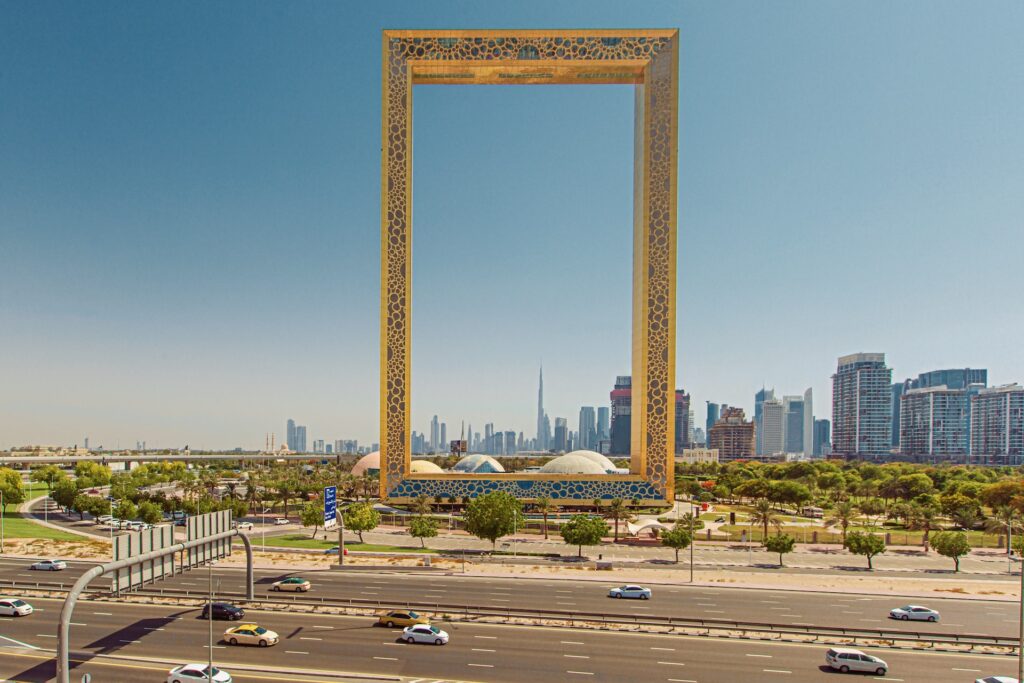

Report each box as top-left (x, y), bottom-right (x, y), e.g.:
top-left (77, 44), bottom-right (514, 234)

top-left (1, 490), bottom-right (5, 554)
top-left (208, 560), bottom-right (217, 679)
top-left (689, 503), bottom-right (695, 583)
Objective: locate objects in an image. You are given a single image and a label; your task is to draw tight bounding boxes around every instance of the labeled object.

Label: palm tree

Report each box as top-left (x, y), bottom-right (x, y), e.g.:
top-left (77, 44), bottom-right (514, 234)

top-left (607, 498), bottom-right (631, 542)
top-left (908, 504), bottom-right (939, 551)
top-left (827, 500), bottom-right (857, 545)
top-left (535, 496), bottom-right (556, 540)
top-left (985, 505), bottom-right (1020, 555)
top-left (274, 479), bottom-right (294, 516)
top-left (750, 499), bottom-right (780, 543)
top-left (412, 495), bottom-right (432, 516)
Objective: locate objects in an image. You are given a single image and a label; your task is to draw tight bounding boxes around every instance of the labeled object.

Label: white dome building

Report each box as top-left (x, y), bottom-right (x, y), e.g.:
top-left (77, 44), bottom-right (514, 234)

top-left (539, 453), bottom-right (608, 475)
top-left (564, 450), bottom-right (617, 472)
top-left (409, 459), bottom-right (444, 474)
top-left (351, 451), bottom-right (380, 476)
top-left (452, 454), bottom-right (506, 474)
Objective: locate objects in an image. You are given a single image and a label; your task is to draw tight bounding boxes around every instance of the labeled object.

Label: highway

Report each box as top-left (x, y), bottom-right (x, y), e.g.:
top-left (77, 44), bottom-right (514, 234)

top-left (0, 556), bottom-right (1015, 639)
top-left (0, 597), bottom-right (1014, 683)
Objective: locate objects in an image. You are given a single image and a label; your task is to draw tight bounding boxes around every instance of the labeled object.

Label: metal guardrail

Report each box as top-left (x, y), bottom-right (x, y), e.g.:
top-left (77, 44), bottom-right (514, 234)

top-left (1, 578), bottom-right (1013, 650)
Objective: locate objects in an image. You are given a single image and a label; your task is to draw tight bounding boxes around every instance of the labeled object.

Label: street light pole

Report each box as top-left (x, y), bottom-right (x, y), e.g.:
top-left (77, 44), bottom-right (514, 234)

top-left (208, 560), bottom-right (216, 679)
top-left (1018, 552), bottom-right (1023, 683)
top-left (689, 504), bottom-right (695, 583)
top-left (1, 490), bottom-right (5, 554)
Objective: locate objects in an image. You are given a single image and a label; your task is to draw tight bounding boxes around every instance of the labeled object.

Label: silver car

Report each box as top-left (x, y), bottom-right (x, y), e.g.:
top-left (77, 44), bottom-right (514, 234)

top-left (825, 647), bottom-right (888, 675)
top-left (608, 585), bottom-right (651, 600)
top-left (30, 559), bottom-right (67, 571)
top-left (0, 598), bottom-right (33, 617)
top-left (402, 624), bottom-right (449, 645)
top-left (889, 605), bottom-right (939, 622)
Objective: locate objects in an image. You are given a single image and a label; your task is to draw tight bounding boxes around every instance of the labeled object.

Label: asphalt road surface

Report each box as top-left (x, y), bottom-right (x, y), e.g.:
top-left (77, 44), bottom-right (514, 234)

top-left (0, 556), bottom-right (1015, 639)
top-left (0, 597), bottom-right (1014, 683)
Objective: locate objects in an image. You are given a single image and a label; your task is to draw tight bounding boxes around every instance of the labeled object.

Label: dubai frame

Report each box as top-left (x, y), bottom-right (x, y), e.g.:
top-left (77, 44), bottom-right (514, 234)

top-left (380, 30), bottom-right (678, 505)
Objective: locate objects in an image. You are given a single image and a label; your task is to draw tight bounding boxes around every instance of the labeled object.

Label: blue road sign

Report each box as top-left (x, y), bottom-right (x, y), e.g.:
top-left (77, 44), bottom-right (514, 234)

top-left (324, 485), bottom-right (337, 529)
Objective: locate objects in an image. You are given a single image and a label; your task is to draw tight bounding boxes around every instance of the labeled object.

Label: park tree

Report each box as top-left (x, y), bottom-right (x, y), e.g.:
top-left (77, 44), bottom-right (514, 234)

top-left (464, 491), bottom-right (523, 551)
top-left (74, 461), bottom-right (111, 487)
top-left (114, 500), bottom-right (137, 521)
top-left (930, 531), bottom-right (971, 572)
top-left (301, 500), bottom-right (325, 538)
top-left (764, 533), bottom-right (796, 567)
top-left (411, 495), bottom-right (432, 516)
top-left (560, 514), bottom-right (609, 557)
top-left (985, 505), bottom-right (1021, 555)
top-left (679, 511), bottom-right (705, 532)
top-left (30, 465), bottom-right (67, 489)
top-left (343, 502), bottom-right (380, 542)
top-left (606, 498), bottom-right (632, 542)
top-left (660, 525), bottom-right (692, 564)
top-left (137, 500), bottom-right (163, 525)
top-left (897, 473), bottom-right (935, 500)
top-left (750, 498), bottom-right (781, 543)
top-left (71, 493), bottom-right (93, 520)
top-left (857, 498), bottom-right (886, 527)
top-left (50, 479), bottom-right (80, 511)
top-left (409, 516), bottom-right (439, 548)
top-left (844, 531), bottom-right (886, 570)
top-left (981, 480), bottom-right (1024, 510)
top-left (0, 468), bottom-right (26, 511)
top-left (908, 504), bottom-right (940, 551)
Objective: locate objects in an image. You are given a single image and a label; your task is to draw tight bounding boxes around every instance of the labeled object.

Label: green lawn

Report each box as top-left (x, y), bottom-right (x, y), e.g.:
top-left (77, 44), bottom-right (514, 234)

top-left (262, 533), bottom-right (433, 553)
top-left (0, 513), bottom-right (83, 541)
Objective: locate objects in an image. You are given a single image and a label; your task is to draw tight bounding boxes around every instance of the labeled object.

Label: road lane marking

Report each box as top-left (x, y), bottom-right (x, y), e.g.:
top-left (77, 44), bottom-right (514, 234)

top-left (312, 625), bottom-right (333, 629)
top-left (285, 650), bottom-right (309, 655)
top-left (93, 612), bottom-right (113, 615)
top-left (566, 672), bottom-right (594, 676)
top-left (492, 598), bottom-right (510, 602)
top-left (667, 680), bottom-right (697, 683)
top-left (746, 654), bottom-right (771, 658)
top-left (763, 670), bottom-right (791, 674)
top-left (952, 669), bottom-right (981, 673)
top-left (564, 654), bottom-right (589, 659)
top-left (299, 637), bottom-right (322, 640)
top-left (119, 640), bottom-right (141, 644)
top-left (651, 647), bottom-right (675, 651)
top-left (36, 634), bottom-right (56, 638)
top-left (468, 664), bottom-right (494, 668)
top-left (474, 635), bottom-right (497, 639)
top-left (562, 641), bottom-right (585, 645)
top-left (374, 657), bottom-right (398, 661)
top-left (472, 648), bottom-right (496, 652)
top-left (658, 662), bottom-right (685, 666)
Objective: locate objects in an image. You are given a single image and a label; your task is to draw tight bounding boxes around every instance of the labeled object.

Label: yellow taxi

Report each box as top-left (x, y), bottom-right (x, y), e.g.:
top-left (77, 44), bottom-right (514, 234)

top-left (223, 623), bottom-right (279, 647)
top-left (377, 609), bottom-right (430, 628)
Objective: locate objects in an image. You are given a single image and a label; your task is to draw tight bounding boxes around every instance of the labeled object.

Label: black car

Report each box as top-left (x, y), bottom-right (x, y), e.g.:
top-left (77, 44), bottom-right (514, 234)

top-left (201, 602), bottom-right (244, 620)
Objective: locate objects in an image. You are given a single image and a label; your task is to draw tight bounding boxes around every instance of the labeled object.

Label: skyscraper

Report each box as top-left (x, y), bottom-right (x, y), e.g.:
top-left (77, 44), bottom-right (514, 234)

top-left (761, 398), bottom-right (784, 455)
top-left (536, 366), bottom-right (546, 451)
top-left (542, 415), bottom-right (552, 452)
top-left (832, 353), bottom-right (893, 459)
top-left (596, 407), bottom-right (610, 442)
top-left (706, 402), bottom-right (719, 447)
top-left (440, 423), bottom-right (447, 452)
top-left (754, 388), bottom-right (775, 455)
top-left (429, 415), bottom-right (439, 452)
top-left (803, 387), bottom-right (814, 457)
top-left (578, 406), bottom-right (596, 451)
top-left (900, 386), bottom-right (971, 459)
top-left (504, 430), bottom-right (517, 455)
top-left (892, 368), bottom-right (988, 450)
top-left (553, 417), bottom-right (569, 452)
top-left (813, 419), bottom-right (831, 457)
top-left (286, 419), bottom-right (297, 451)
top-left (295, 425), bottom-right (307, 453)
top-left (610, 375), bottom-right (632, 455)
top-left (782, 395), bottom-right (804, 454)
top-left (674, 390), bottom-right (691, 453)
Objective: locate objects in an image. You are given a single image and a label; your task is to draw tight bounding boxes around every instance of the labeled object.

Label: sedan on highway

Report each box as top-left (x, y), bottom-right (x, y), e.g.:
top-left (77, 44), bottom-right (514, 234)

top-left (889, 605), bottom-right (939, 622)
top-left (234, 522), bottom-right (254, 531)
top-left (825, 647), bottom-right (888, 675)
top-left (402, 624), bottom-right (449, 645)
top-left (29, 559), bottom-right (67, 571)
top-left (0, 597), bottom-right (33, 617)
top-left (608, 585), bottom-right (651, 600)
top-left (223, 623), bottom-right (278, 647)
top-left (273, 518), bottom-right (289, 525)
top-left (201, 602), bottom-right (245, 621)
top-left (167, 664), bottom-right (233, 683)
top-left (378, 610), bottom-right (429, 628)
top-left (270, 577), bottom-right (311, 592)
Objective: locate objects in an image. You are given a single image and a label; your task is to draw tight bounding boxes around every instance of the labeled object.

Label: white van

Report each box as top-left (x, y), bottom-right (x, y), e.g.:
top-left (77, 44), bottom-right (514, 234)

top-left (825, 648), bottom-right (887, 675)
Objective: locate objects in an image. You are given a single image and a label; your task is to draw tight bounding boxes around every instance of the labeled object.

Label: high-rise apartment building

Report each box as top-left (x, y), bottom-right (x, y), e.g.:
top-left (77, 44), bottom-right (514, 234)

top-left (597, 407), bottom-right (610, 442)
top-left (832, 353), bottom-right (893, 458)
top-left (803, 387), bottom-right (814, 456)
top-left (440, 423), bottom-right (447, 452)
top-left (708, 407), bottom-right (755, 462)
top-left (892, 368), bottom-right (988, 450)
top-left (578, 407), bottom-right (597, 451)
top-left (295, 425), bottom-right (307, 453)
top-left (782, 393), bottom-right (812, 455)
top-left (812, 419), bottom-right (831, 457)
top-left (754, 388), bottom-right (775, 455)
top-left (761, 398), bottom-right (784, 455)
top-left (610, 375), bottom-right (632, 455)
top-left (313, 439), bottom-right (325, 454)
top-left (504, 430), bottom-right (516, 455)
top-left (900, 386), bottom-right (970, 458)
top-left (429, 415), bottom-right (439, 452)
top-left (970, 384), bottom-right (1024, 464)
top-left (706, 402), bottom-right (719, 447)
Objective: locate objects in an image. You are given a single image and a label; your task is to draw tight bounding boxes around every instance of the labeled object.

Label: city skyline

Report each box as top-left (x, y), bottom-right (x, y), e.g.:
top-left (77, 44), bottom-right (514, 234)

top-left (4, 1), bottom-right (1023, 449)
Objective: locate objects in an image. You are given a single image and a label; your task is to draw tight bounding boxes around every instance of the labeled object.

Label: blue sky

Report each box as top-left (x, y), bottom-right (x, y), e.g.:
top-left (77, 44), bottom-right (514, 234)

top-left (2, 1), bottom-right (1022, 449)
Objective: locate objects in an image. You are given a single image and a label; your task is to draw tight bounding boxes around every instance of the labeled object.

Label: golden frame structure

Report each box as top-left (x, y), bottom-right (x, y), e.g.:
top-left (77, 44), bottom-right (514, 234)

top-left (380, 29), bottom-right (678, 504)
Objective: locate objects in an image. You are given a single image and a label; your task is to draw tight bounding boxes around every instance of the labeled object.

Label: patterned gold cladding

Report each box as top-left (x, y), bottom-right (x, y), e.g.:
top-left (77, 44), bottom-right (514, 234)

top-left (380, 30), bottom-right (678, 503)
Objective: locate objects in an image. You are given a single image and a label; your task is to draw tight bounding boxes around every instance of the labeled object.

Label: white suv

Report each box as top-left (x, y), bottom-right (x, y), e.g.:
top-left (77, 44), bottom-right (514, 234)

top-left (825, 647), bottom-right (887, 675)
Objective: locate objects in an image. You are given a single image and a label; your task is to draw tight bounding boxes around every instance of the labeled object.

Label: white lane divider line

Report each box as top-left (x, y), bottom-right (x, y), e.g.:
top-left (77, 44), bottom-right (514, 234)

top-left (468, 664), bottom-right (494, 668)
top-left (564, 654), bottom-right (590, 659)
top-left (299, 637), bottom-right (322, 641)
top-left (474, 635), bottom-right (497, 639)
top-left (561, 641), bottom-right (585, 645)
top-left (285, 650), bottom-right (309, 655)
top-left (92, 612), bottom-right (113, 616)
top-left (657, 661), bottom-right (685, 666)
top-left (0, 635), bottom-right (40, 650)
top-left (952, 669), bottom-right (981, 673)
top-left (763, 669), bottom-right (791, 674)
top-left (35, 635), bottom-right (57, 638)
top-left (373, 656), bottom-right (398, 661)
top-left (650, 647), bottom-right (675, 651)
top-left (566, 672), bottom-right (594, 676)
top-left (746, 654), bottom-right (771, 658)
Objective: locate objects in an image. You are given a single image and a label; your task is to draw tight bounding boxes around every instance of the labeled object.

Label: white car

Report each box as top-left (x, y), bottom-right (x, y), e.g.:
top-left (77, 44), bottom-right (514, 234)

top-left (0, 597), bottom-right (33, 617)
top-left (608, 585), bottom-right (651, 600)
top-left (273, 518), bottom-right (289, 526)
top-left (825, 647), bottom-right (888, 675)
top-left (889, 605), bottom-right (939, 622)
top-left (30, 559), bottom-right (68, 571)
top-left (167, 663), bottom-right (233, 682)
top-left (402, 624), bottom-right (449, 645)
top-left (270, 577), bottom-right (311, 592)
top-left (976, 678), bottom-right (1019, 683)
top-left (223, 623), bottom-right (278, 647)
top-left (96, 515), bottom-right (113, 525)
top-left (234, 522), bottom-right (254, 531)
